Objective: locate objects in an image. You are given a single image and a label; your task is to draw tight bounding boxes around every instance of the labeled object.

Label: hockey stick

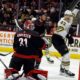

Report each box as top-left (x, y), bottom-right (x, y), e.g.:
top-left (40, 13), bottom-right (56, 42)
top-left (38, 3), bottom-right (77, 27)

top-left (0, 58), bottom-right (8, 69)
top-left (0, 58), bottom-right (16, 80)
top-left (0, 58), bottom-right (24, 80)
top-left (0, 52), bottom-right (12, 56)
top-left (14, 19), bottom-right (22, 30)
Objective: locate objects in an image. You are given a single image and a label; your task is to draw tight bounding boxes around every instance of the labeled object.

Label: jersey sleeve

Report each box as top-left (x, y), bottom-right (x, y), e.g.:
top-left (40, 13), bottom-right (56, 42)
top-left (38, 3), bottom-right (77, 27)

top-left (56, 19), bottom-right (66, 32)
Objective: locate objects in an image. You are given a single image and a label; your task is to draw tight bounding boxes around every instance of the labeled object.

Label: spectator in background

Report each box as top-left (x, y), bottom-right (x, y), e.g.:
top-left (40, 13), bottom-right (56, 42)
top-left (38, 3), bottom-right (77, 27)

top-left (0, 0), bottom-right (74, 35)
top-left (34, 13), bottom-right (54, 67)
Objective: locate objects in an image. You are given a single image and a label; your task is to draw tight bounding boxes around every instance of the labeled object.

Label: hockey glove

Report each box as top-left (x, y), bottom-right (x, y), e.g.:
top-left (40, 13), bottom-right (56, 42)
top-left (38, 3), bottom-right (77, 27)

top-left (66, 34), bottom-right (74, 44)
top-left (68, 25), bottom-right (76, 36)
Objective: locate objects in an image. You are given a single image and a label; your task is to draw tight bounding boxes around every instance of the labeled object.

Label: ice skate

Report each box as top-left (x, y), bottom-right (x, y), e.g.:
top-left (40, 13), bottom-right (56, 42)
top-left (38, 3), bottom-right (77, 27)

top-left (46, 56), bottom-right (54, 63)
top-left (60, 67), bottom-right (75, 77)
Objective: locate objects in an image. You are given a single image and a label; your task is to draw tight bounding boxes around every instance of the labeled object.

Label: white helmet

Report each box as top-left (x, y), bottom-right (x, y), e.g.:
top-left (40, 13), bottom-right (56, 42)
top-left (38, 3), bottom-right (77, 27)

top-left (64, 10), bottom-right (73, 16)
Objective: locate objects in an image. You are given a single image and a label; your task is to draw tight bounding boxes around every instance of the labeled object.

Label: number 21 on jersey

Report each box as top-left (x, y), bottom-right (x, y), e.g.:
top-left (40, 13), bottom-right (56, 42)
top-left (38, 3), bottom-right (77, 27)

top-left (19, 38), bottom-right (28, 47)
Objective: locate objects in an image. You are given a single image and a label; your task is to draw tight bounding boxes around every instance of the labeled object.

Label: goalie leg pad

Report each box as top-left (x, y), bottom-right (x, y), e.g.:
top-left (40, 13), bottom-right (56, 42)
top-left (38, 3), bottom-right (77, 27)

top-left (25, 69), bottom-right (48, 80)
top-left (4, 68), bottom-right (18, 79)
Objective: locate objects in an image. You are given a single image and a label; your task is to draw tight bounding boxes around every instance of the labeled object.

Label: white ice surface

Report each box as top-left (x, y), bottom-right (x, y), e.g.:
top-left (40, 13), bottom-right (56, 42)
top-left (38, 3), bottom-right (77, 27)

top-left (0, 52), bottom-right (79, 80)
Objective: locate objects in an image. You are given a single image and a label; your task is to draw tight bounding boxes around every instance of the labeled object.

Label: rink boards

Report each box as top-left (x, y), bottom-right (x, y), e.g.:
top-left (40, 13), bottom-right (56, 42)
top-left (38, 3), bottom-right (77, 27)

top-left (0, 31), bottom-right (80, 59)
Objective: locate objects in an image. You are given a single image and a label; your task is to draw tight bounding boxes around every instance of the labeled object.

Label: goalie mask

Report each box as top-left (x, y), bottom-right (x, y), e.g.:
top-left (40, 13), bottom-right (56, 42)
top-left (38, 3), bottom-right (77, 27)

top-left (24, 20), bottom-right (35, 30)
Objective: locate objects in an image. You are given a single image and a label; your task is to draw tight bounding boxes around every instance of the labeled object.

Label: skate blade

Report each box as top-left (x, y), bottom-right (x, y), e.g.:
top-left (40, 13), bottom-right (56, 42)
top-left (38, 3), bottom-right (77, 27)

top-left (59, 72), bottom-right (75, 78)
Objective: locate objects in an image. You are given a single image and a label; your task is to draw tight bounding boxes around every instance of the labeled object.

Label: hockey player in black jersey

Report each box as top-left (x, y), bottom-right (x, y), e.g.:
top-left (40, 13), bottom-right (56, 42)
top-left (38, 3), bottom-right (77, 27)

top-left (4, 20), bottom-right (48, 80)
top-left (34, 13), bottom-right (54, 64)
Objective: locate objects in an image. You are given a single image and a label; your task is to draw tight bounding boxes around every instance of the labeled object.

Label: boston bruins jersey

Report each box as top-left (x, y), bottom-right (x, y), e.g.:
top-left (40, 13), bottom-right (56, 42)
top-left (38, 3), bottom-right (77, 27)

top-left (55, 17), bottom-right (73, 38)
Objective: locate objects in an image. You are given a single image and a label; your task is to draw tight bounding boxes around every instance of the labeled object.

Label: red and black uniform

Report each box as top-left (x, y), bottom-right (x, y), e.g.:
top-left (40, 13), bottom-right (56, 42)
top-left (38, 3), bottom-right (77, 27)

top-left (33, 19), bottom-right (48, 68)
top-left (7, 29), bottom-right (46, 76)
top-left (34, 19), bottom-right (46, 35)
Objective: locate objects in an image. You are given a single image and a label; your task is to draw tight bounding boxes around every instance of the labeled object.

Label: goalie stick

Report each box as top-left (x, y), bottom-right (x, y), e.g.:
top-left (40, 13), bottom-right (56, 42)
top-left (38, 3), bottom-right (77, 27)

top-left (0, 58), bottom-right (16, 80)
top-left (0, 59), bottom-right (9, 69)
top-left (0, 58), bottom-right (24, 80)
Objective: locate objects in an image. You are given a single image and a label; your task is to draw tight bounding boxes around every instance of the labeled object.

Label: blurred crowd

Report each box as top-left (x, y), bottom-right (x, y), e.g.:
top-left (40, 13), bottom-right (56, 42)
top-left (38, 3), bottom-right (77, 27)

top-left (0, 0), bottom-right (80, 36)
top-left (0, 0), bottom-right (60, 31)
